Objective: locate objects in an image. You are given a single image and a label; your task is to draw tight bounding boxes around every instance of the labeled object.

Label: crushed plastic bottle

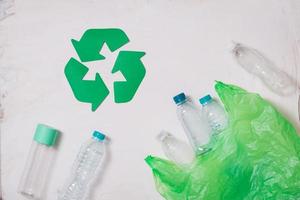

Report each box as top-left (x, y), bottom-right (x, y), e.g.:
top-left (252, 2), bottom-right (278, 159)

top-left (199, 94), bottom-right (228, 134)
top-left (173, 93), bottom-right (211, 155)
top-left (157, 130), bottom-right (194, 166)
top-left (0, 0), bottom-right (14, 21)
top-left (232, 42), bottom-right (297, 96)
top-left (58, 131), bottom-right (106, 200)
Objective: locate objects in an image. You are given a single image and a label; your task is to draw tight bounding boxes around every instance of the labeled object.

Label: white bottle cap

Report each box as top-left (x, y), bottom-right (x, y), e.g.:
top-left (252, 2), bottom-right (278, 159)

top-left (156, 130), bottom-right (171, 142)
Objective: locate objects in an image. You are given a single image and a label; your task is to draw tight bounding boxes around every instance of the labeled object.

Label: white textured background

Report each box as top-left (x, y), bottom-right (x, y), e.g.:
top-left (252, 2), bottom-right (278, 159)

top-left (1, 0), bottom-right (299, 199)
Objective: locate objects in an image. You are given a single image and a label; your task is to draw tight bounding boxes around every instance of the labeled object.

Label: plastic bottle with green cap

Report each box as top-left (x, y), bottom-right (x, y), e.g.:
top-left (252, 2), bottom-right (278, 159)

top-left (19, 124), bottom-right (59, 199)
top-left (58, 130), bottom-right (107, 200)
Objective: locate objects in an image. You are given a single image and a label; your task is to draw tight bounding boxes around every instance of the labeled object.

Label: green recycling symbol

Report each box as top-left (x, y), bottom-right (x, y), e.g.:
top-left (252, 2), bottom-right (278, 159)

top-left (64, 29), bottom-right (146, 111)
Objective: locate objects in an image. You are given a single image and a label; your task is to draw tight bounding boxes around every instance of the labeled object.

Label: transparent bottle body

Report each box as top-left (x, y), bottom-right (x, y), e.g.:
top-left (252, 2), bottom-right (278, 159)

top-left (232, 43), bottom-right (296, 96)
top-left (0, 0), bottom-right (14, 21)
top-left (19, 142), bottom-right (55, 199)
top-left (58, 138), bottom-right (106, 200)
top-left (158, 131), bottom-right (195, 165)
top-left (176, 100), bottom-right (211, 154)
top-left (202, 100), bottom-right (228, 134)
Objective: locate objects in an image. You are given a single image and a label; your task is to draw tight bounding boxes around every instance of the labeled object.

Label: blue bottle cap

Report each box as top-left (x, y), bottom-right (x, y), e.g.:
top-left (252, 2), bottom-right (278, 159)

top-left (199, 95), bottom-right (212, 105)
top-left (173, 93), bottom-right (186, 104)
top-left (93, 131), bottom-right (106, 141)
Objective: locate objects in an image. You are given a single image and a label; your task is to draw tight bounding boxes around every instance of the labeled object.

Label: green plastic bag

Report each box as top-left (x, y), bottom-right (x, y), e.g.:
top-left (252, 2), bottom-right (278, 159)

top-left (146, 81), bottom-right (300, 200)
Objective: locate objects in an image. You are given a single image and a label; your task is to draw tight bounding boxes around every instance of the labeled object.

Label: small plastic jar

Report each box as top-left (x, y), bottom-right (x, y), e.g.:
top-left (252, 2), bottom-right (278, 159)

top-left (18, 124), bottom-right (59, 199)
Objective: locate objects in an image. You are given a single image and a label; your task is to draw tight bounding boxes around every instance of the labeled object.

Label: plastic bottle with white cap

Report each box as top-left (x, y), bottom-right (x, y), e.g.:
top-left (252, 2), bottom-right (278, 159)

top-left (232, 42), bottom-right (297, 96)
top-left (157, 130), bottom-right (194, 166)
top-left (19, 124), bottom-right (59, 199)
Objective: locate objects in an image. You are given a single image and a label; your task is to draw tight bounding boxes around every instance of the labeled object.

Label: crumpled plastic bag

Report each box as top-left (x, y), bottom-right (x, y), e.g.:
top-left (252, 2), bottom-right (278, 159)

top-left (146, 81), bottom-right (300, 200)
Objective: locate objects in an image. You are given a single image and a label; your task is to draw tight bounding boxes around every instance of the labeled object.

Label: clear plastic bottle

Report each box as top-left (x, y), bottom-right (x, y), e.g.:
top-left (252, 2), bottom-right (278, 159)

top-left (0, 0), bottom-right (14, 21)
top-left (157, 130), bottom-right (195, 166)
top-left (232, 42), bottom-right (297, 96)
top-left (199, 95), bottom-right (228, 134)
top-left (58, 131), bottom-right (106, 200)
top-left (173, 93), bottom-right (211, 155)
top-left (19, 124), bottom-right (59, 200)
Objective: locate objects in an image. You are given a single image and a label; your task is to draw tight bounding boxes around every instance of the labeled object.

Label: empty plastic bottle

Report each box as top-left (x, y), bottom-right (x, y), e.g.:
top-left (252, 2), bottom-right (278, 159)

top-left (58, 131), bottom-right (107, 200)
top-left (199, 95), bottom-right (228, 134)
top-left (0, 0), bottom-right (14, 21)
top-left (19, 124), bottom-right (59, 200)
top-left (232, 42), bottom-right (296, 96)
top-left (157, 130), bottom-right (195, 166)
top-left (173, 93), bottom-right (211, 155)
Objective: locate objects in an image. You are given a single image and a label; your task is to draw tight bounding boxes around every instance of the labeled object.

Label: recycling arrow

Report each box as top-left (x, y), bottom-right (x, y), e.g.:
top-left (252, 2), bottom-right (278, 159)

top-left (71, 29), bottom-right (130, 62)
top-left (65, 28), bottom-right (147, 111)
top-left (65, 57), bottom-right (109, 111)
top-left (112, 51), bottom-right (146, 103)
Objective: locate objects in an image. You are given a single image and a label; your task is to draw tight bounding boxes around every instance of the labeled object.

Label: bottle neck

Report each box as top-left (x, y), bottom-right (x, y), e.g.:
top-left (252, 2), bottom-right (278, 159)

top-left (201, 99), bottom-right (213, 106)
top-left (176, 99), bottom-right (188, 106)
top-left (157, 131), bottom-right (172, 142)
top-left (92, 137), bottom-right (104, 142)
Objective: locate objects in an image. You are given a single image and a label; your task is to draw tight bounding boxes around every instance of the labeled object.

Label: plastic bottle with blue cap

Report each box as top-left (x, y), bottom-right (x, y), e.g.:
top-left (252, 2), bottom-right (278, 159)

top-left (58, 131), bottom-right (107, 200)
top-left (173, 93), bottom-right (211, 155)
top-left (19, 124), bottom-right (59, 199)
top-left (199, 94), bottom-right (228, 134)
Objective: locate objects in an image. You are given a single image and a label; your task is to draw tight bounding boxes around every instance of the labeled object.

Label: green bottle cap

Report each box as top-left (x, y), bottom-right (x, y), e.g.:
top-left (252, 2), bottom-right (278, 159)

top-left (33, 124), bottom-right (59, 146)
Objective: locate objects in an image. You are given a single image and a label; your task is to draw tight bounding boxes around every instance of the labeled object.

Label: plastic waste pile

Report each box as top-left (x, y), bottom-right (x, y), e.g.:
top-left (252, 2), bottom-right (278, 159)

top-left (146, 81), bottom-right (300, 200)
top-left (16, 41), bottom-right (300, 200)
top-left (156, 92), bottom-right (228, 168)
